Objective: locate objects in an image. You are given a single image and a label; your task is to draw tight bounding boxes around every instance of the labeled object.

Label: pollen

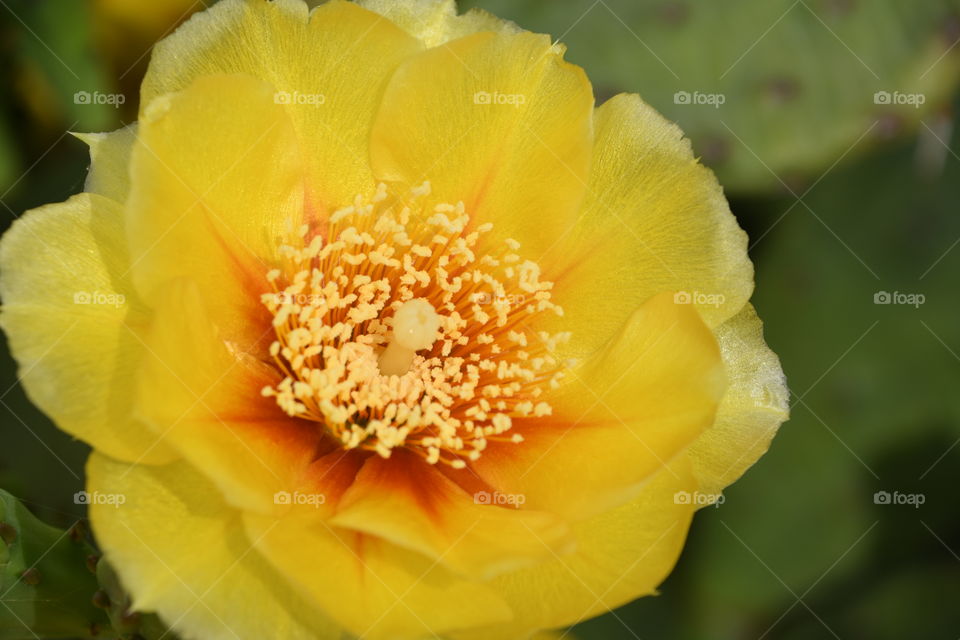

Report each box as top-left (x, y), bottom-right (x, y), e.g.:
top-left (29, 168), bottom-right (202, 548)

top-left (260, 183), bottom-right (569, 469)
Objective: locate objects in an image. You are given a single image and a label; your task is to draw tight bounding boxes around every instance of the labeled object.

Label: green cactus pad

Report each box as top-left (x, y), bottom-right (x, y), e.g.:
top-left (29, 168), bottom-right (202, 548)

top-left (0, 490), bottom-right (107, 639)
top-left (0, 490), bottom-right (177, 640)
top-left (463, 0), bottom-right (960, 193)
top-left (95, 560), bottom-right (176, 640)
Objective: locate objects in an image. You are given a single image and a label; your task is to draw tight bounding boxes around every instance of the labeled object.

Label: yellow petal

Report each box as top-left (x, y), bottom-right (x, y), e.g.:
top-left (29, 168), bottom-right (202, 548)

top-left (356, 0), bottom-right (520, 47)
top-left (0, 194), bottom-right (176, 464)
top-left (546, 93), bottom-right (753, 358)
top-left (134, 278), bottom-right (322, 513)
top-left (369, 30), bottom-right (594, 260)
top-left (472, 292), bottom-right (725, 520)
top-left (87, 454), bottom-right (342, 640)
top-left (329, 451), bottom-right (573, 580)
top-left (272, 449), bottom-right (367, 520)
top-left (73, 124), bottom-right (137, 203)
top-left (140, 0), bottom-right (422, 211)
top-left (685, 304), bottom-right (789, 497)
top-left (126, 73), bottom-right (303, 349)
top-left (452, 459), bottom-right (699, 639)
top-left (245, 510), bottom-right (513, 640)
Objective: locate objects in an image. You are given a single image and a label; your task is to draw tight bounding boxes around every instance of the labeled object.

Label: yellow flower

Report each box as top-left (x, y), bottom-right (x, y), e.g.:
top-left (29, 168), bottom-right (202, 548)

top-left (0, 1), bottom-right (788, 639)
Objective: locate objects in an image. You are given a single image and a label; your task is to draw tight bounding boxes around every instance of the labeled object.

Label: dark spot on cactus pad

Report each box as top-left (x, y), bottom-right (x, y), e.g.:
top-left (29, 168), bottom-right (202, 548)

top-left (21, 567), bottom-right (41, 585)
top-left (657, 2), bottom-right (688, 26)
top-left (942, 12), bottom-right (960, 47)
top-left (697, 134), bottom-right (731, 166)
top-left (120, 609), bottom-right (142, 628)
top-left (763, 76), bottom-right (802, 105)
top-left (68, 521), bottom-right (88, 543)
top-left (92, 589), bottom-right (112, 610)
top-left (0, 522), bottom-right (16, 545)
top-left (822, 0), bottom-right (856, 19)
top-left (874, 113), bottom-right (904, 140)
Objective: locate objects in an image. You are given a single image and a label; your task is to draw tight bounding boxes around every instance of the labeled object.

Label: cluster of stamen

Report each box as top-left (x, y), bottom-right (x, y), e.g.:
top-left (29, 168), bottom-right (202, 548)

top-left (261, 183), bottom-right (569, 469)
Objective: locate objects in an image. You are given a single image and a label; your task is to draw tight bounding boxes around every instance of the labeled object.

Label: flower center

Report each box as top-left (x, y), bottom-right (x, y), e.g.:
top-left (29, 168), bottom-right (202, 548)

top-left (377, 298), bottom-right (442, 376)
top-left (260, 183), bottom-right (569, 468)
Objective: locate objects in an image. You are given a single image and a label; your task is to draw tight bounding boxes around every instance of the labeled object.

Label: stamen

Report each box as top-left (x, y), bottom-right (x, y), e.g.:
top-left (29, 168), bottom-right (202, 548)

top-left (260, 183), bottom-right (569, 468)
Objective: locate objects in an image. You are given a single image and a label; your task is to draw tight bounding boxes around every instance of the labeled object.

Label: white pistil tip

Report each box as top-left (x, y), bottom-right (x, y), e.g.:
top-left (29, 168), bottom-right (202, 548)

top-left (378, 298), bottom-right (441, 376)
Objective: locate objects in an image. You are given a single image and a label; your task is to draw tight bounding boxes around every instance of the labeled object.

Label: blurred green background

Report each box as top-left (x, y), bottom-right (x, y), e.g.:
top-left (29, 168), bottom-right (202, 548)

top-left (1, 0), bottom-right (958, 638)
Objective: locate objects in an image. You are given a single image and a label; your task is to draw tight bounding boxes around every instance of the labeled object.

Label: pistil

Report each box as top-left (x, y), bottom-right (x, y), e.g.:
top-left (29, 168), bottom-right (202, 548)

top-left (377, 298), bottom-right (441, 376)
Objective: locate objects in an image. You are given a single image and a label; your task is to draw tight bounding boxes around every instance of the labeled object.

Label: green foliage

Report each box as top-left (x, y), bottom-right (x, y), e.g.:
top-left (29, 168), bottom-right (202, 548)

top-left (11, 0), bottom-right (119, 132)
top-left (0, 490), bottom-right (177, 640)
top-left (693, 128), bottom-right (960, 637)
top-left (465, 0), bottom-right (960, 193)
top-left (0, 490), bottom-right (107, 639)
top-left (0, 118), bottom-right (18, 195)
top-left (570, 123), bottom-right (960, 640)
top-left (95, 560), bottom-right (177, 640)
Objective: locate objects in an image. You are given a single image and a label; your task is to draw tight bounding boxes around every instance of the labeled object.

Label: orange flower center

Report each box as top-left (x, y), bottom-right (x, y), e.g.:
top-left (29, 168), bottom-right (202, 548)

top-left (261, 183), bottom-right (569, 468)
